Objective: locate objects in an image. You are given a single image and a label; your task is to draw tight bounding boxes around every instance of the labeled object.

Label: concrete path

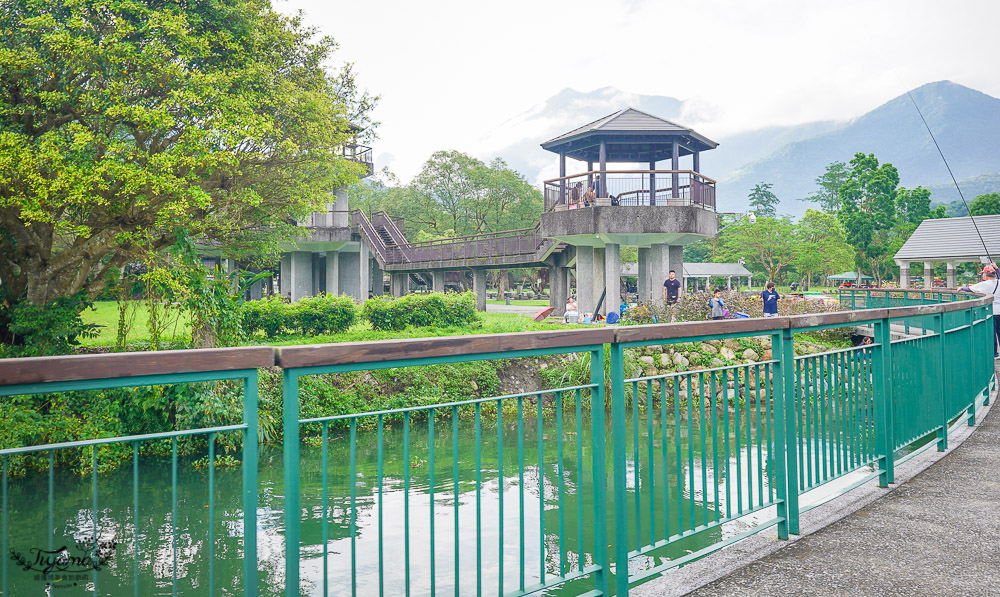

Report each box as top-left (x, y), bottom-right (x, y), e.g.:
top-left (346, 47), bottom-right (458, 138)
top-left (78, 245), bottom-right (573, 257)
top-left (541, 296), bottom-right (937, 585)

top-left (633, 365), bottom-right (1000, 597)
top-left (687, 388), bottom-right (998, 596)
top-left (485, 303), bottom-right (549, 316)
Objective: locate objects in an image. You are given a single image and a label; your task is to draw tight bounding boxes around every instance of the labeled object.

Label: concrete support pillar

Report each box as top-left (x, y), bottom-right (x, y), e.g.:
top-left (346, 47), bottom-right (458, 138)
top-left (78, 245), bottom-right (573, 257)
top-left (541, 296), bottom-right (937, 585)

top-left (604, 243), bottom-right (621, 317)
top-left (924, 261), bottom-right (934, 289)
top-left (593, 248), bottom-right (606, 315)
top-left (372, 260), bottom-right (384, 296)
top-left (432, 271), bottom-right (446, 293)
top-left (946, 263), bottom-right (956, 288)
top-left (289, 251), bottom-right (312, 302)
top-left (899, 263), bottom-right (910, 289)
top-left (338, 251), bottom-right (360, 301)
top-left (249, 278), bottom-right (263, 300)
top-left (325, 251), bottom-right (340, 295)
top-left (637, 247), bottom-right (650, 303)
top-left (390, 273), bottom-right (406, 297)
top-left (668, 245), bottom-right (684, 298)
top-left (312, 253), bottom-right (322, 296)
top-left (727, 276), bottom-right (732, 290)
top-left (599, 141), bottom-right (607, 196)
top-left (650, 244), bottom-right (668, 303)
top-left (472, 268), bottom-right (487, 311)
top-left (279, 254), bottom-right (291, 299)
top-left (576, 246), bottom-right (595, 316)
top-left (333, 190), bottom-right (349, 227)
top-left (358, 241), bottom-right (371, 302)
top-left (693, 150), bottom-right (700, 173)
top-left (549, 266), bottom-right (568, 316)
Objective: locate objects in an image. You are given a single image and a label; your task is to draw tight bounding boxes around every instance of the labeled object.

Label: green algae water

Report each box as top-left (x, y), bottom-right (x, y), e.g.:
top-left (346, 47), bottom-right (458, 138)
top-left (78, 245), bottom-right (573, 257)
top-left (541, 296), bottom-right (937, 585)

top-left (2, 408), bottom-right (775, 596)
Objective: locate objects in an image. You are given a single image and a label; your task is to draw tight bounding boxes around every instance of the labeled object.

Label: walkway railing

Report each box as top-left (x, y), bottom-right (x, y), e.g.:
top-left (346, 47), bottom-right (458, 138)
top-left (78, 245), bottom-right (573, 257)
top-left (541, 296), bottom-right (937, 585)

top-left (542, 170), bottom-right (717, 212)
top-left (0, 289), bottom-right (993, 596)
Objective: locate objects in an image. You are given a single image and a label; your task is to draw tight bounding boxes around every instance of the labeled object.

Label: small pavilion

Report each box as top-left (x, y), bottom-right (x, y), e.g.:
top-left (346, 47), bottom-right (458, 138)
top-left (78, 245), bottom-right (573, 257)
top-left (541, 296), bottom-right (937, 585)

top-left (894, 215), bottom-right (1000, 288)
top-left (538, 108), bottom-right (721, 315)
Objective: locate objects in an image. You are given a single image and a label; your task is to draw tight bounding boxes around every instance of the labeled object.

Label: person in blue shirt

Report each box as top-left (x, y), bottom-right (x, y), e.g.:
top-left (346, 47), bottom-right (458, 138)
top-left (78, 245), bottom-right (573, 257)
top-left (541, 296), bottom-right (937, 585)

top-left (762, 282), bottom-right (780, 317)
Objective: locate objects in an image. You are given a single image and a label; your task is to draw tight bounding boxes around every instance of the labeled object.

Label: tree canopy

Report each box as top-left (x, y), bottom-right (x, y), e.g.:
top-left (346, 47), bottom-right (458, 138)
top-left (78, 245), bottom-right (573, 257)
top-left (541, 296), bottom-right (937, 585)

top-left (748, 182), bottom-right (779, 217)
top-left (969, 192), bottom-right (1000, 216)
top-left (0, 0), bottom-right (375, 307)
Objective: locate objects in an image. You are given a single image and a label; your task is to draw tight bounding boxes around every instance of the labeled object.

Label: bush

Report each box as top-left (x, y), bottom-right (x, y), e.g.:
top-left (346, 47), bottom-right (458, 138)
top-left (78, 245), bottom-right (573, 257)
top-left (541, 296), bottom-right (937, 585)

top-left (241, 295), bottom-right (288, 338)
top-left (290, 294), bottom-right (357, 335)
top-left (0, 293), bottom-right (99, 356)
top-left (363, 292), bottom-right (479, 331)
top-left (242, 294), bottom-right (357, 337)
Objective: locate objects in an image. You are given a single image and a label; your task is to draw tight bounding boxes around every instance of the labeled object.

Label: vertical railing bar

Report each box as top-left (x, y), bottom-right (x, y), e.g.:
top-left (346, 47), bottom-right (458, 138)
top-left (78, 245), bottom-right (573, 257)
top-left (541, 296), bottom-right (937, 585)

top-left (321, 422), bottom-right (330, 597)
top-left (518, 396), bottom-right (525, 593)
top-left (818, 355), bottom-right (827, 483)
top-left (536, 394), bottom-right (545, 588)
top-left (744, 366), bottom-right (753, 509)
top-left (48, 450), bottom-right (54, 552)
top-left (429, 411), bottom-right (436, 597)
top-left (2, 456), bottom-right (7, 597)
top-left (765, 363), bottom-right (774, 504)
top-left (699, 372), bottom-right (708, 529)
top-left (242, 371), bottom-right (259, 597)
top-left (403, 414), bottom-right (410, 597)
top-left (734, 366), bottom-right (742, 515)
top-left (575, 387), bottom-right (584, 574)
top-left (710, 371), bottom-right (719, 522)
top-left (282, 370), bottom-right (300, 597)
top-left (208, 432), bottom-right (216, 597)
top-left (722, 368), bottom-right (730, 520)
top-left (478, 402), bottom-right (485, 596)
top-left (796, 359), bottom-right (805, 492)
top-left (171, 438), bottom-right (177, 597)
top-left (377, 415), bottom-right (385, 597)
top-left (646, 382), bottom-right (655, 546)
top-left (633, 379), bottom-right (641, 544)
top-left (498, 398), bottom-right (505, 594)
top-left (687, 374), bottom-right (696, 529)
top-left (661, 380), bottom-right (671, 538)
top-left (452, 406), bottom-right (460, 597)
top-left (133, 442), bottom-right (140, 597)
top-left (674, 375), bottom-right (683, 532)
top-left (835, 352), bottom-right (844, 476)
top-left (806, 357), bottom-right (814, 489)
top-left (755, 365), bottom-right (764, 508)
top-left (556, 390), bottom-right (567, 577)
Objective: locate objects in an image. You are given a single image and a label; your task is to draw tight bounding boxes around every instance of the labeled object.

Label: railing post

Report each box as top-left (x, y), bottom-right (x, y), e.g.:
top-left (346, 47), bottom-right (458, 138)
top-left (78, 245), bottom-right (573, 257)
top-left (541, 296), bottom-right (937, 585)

top-left (966, 307), bottom-right (977, 426)
top-left (607, 340), bottom-right (629, 595)
top-left (935, 314), bottom-right (950, 450)
top-left (588, 344), bottom-right (612, 596)
top-left (984, 307), bottom-right (992, 407)
top-left (243, 370), bottom-right (260, 597)
top-left (872, 317), bottom-right (895, 486)
top-left (282, 369), bottom-right (301, 596)
top-left (772, 327), bottom-right (799, 537)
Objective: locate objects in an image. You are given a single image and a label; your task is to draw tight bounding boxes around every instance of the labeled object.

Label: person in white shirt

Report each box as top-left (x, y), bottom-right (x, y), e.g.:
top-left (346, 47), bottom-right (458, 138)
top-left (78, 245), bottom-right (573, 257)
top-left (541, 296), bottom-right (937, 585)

top-left (963, 264), bottom-right (1000, 358)
top-left (564, 297), bottom-right (579, 323)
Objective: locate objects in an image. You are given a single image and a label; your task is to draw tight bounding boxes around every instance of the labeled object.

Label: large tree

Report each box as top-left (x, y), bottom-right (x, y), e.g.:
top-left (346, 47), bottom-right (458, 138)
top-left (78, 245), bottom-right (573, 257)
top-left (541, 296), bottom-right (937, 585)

top-left (801, 161), bottom-right (849, 213)
top-left (716, 217), bottom-right (798, 283)
top-left (0, 1), bottom-right (373, 309)
top-left (969, 192), bottom-right (1000, 216)
top-left (794, 209), bottom-right (854, 286)
top-left (837, 153), bottom-right (900, 285)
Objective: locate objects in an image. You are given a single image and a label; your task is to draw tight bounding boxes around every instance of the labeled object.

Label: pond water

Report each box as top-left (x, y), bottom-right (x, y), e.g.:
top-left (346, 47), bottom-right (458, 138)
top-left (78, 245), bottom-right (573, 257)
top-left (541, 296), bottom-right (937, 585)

top-left (3, 406), bottom-right (777, 596)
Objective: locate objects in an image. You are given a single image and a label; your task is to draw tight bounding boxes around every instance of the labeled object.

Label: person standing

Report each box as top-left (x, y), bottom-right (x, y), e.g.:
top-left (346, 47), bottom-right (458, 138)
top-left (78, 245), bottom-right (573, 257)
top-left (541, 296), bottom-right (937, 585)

top-left (708, 289), bottom-right (725, 320)
top-left (962, 264), bottom-right (1000, 358)
top-left (662, 270), bottom-right (681, 304)
top-left (762, 281), bottom-right (780, 317)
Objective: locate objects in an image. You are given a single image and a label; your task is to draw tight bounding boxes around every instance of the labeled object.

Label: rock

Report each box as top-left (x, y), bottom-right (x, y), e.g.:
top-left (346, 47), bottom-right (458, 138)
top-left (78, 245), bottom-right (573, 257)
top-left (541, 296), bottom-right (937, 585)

top-left (724, 339), bottom-right (740, 350)
top-left (743, 348), bottom-right (760, 362)
top-left (720, 347), bottom-right (737, 360)
top-left (700, 342), bottom-right (718, 354)
top-left (640, 355), bottom-right (655, 365)
top-left (645, 366), bottom-right (658, 377)
top-left (472, 381), bottom-right (479, 391)
top-left (763, 349), bottom-right (773, 360)
top-left (660, 353), bottom-right (672, 367)
top-left (673, 353), bottom-right (690, 368)
top-left (711, 357), bottom-right (725, 368)
top-left (708, 339), bottom-right (722, 347)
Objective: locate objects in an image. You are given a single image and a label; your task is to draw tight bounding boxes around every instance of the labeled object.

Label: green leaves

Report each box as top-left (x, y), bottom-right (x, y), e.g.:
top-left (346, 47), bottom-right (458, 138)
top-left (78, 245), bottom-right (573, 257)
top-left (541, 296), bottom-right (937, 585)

top-left (0, 0), bottom-right (376, 306)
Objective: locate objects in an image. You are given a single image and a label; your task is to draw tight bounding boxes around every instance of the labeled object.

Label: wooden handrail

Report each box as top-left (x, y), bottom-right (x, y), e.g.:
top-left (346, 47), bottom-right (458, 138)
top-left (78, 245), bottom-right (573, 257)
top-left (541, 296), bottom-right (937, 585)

top-left (543, 169), bottom-right (718, 185)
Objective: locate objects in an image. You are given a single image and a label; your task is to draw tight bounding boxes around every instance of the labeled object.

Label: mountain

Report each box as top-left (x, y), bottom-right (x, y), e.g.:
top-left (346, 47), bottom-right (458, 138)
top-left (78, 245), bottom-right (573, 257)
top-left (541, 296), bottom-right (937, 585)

top-left (718, 81), bottom-right (1000, 216)
top-left (485, 81), bottom-right (1000, 219)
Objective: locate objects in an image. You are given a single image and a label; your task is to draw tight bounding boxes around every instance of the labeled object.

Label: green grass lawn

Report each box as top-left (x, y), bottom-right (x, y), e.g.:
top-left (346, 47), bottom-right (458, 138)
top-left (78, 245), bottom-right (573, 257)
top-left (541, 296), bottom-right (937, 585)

top-left (80, 301), bottom-right (581, 348)
top-left (485, 299), bottom-right (549, 307)
top-left (82, 301), bottom-right (192, 346)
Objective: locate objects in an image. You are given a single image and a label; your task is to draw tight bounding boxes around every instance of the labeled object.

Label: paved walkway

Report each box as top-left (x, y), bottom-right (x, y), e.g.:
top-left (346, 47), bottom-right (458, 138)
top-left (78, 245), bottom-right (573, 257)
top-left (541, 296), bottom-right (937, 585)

top-left (682, 382), bottom-right (1000, 596)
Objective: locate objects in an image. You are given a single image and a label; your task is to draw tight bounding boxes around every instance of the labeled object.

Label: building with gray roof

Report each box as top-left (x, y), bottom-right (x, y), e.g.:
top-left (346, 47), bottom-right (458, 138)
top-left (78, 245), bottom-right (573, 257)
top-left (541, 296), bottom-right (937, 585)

top-left (893, 215), bottom-right (1000, 287)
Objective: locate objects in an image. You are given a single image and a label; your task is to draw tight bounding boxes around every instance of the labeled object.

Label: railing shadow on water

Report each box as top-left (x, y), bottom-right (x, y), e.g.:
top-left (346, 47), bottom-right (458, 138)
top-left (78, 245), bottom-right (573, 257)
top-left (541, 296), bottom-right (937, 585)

top-left (0, 289), bottom-right (995, 596)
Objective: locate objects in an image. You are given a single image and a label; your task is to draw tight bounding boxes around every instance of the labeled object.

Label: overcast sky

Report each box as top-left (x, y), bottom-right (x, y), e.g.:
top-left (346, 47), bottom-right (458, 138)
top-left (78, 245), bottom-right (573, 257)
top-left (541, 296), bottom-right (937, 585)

top-left (278, 0), bottom-right (1000, 183)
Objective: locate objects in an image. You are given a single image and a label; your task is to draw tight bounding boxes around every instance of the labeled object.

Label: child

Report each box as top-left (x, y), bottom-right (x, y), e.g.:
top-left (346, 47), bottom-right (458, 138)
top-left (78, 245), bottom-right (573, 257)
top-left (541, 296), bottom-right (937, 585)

top-left (708, 289), bottom-right (725, 320)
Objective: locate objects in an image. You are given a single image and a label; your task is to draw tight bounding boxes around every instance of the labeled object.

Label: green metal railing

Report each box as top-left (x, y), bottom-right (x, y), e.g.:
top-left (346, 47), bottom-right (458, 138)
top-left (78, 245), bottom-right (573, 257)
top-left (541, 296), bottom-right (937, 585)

top-left (0, 289), bottom-right (994, 596)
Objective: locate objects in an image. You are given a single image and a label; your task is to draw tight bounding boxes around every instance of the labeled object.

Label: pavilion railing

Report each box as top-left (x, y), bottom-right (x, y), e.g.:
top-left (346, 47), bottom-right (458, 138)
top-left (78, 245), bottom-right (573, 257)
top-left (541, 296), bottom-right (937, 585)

top-left (0, 289), bottom-right (994, 596)
top-left (542, 170), bottom-right (717, 212)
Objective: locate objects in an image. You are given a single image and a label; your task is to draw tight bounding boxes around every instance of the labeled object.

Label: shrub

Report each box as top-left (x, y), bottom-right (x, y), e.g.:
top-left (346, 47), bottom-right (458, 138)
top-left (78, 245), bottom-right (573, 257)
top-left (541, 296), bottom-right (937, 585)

top-left (290, 294), bottom-right (357, 335)
top-left (0, 293), bottom-right (99, 356)
top-left (241, 295), bottom-right (288, 338)
top-left (363, 292), bottom-right (479, 331)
